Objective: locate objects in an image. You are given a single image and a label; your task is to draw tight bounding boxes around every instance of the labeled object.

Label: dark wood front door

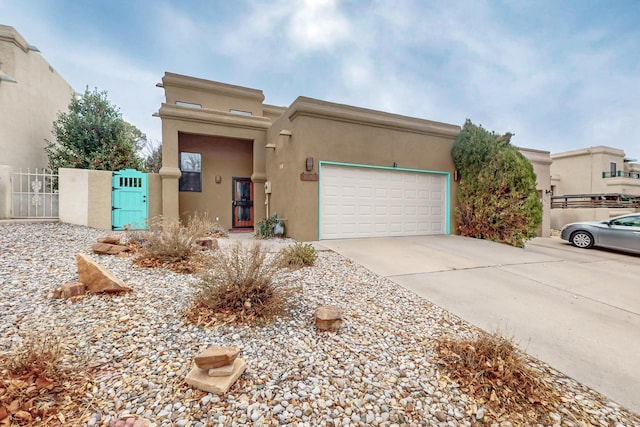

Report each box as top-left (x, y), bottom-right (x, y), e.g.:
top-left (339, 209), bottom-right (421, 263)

top-left (232, 177), bottom-right (253, 228)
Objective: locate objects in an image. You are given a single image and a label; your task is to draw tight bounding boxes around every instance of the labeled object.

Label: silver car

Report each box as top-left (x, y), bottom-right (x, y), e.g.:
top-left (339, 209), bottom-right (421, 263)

top-left (560, 213), bottom-right (640, 254)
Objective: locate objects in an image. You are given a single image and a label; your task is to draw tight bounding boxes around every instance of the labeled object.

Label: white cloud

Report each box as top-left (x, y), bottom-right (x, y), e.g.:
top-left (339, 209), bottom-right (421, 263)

top-left (287, 0), bottom-right (350, 51)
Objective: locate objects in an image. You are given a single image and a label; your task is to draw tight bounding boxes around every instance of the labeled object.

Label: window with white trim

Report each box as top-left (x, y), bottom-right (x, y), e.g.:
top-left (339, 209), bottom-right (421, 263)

top-left (179, 152), bottom-right (202, 192)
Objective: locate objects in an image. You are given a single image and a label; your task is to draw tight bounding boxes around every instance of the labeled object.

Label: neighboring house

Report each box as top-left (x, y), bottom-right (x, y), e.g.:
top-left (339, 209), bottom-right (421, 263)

top-left (550, 146), bottom-right (640, 229)
top-left (0, 25), bottom-right (74, 219)
top-left (0, 25), bottom-right (74, 170)
top-left (156, 72), bottom-right (551, 241)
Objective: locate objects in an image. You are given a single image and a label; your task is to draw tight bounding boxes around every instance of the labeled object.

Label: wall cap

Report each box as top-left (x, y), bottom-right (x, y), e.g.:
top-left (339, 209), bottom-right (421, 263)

top-left (287, 96), bottom-right (461, 138)
top-left (162, 72), bottom-right (265, 102)
top-left (158, 103), bottom-right (271, 131)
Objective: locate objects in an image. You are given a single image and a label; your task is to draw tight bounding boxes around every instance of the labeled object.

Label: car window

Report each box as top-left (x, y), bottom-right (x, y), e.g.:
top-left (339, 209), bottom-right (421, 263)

top-left (611, 216), bottom-right (640, 227)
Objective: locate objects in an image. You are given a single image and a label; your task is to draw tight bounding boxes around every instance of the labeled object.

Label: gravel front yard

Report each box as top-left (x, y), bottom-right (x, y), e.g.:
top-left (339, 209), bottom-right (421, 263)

top-left (1, 222), bottom-right (639, 427)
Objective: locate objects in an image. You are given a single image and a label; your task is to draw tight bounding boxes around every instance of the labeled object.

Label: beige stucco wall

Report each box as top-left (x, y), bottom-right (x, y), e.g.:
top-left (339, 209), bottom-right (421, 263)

top-left (59, 168), bottom-right (112, 230)
top-left (266, 97), bottom-right (460, 241)
top-left (0, 25), bottom-right (74, 171)
top-left (162, 72), bottom-right (265, 116)
top-left (551, 208), bottom-right (637, 230)
top-left (148, 173), bottom-right (162, 220)
top-left (59, 168), bottom-right (162, 230)
top-left (0, 165), bottom-right (11, 218)
top-left (519, 147), bottom-right (552, 237)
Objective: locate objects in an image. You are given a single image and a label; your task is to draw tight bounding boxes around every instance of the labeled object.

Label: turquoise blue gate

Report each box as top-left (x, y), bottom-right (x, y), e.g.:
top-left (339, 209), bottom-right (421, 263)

top-left (112, 169), bottom-right (148, 230)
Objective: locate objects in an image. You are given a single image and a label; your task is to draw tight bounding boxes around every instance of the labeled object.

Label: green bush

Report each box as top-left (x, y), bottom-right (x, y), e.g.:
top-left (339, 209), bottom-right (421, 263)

top-left (451, 120), bottom-right (542, 248)
top-left (255, 214), bottom-right (284, 238)
top-left (279, 242), bottom-right (318, 269)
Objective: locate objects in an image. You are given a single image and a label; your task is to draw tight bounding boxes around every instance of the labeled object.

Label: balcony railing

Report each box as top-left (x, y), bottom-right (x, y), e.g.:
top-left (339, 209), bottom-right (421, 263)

top-left (602, 171), bottom-right (640, 179)
top-left (551, 193), bottom-right (640, 209)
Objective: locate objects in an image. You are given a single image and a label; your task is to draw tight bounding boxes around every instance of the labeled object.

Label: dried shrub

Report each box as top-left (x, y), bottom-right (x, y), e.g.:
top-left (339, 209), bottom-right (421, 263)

top-left (186, 242), bottom-right (294, 325)
top-left (278, 243), bottom-right (318, 269)
top-left (0, 332), bottom-right (89, 426)
top-left (434, 332), bottom-right (562, 425)
top-left (132, 212), bottom-right (217, 273)
top-left (207, 222), bottom-right (228, 238)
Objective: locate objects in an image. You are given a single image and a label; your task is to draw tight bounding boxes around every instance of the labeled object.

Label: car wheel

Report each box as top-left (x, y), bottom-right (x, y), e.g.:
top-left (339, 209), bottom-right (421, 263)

top-left (571, 231), bottom-right (594, 249)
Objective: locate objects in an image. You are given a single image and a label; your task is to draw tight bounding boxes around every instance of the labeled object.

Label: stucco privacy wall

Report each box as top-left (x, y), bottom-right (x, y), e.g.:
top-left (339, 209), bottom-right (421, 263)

top-left (551, 208), bottom-right (635, 230)
top-left (519, 147), bottom-right (552, 237)
top-left (266, 97), bottom-right (461, 241)
top-left (0, 165), bottom-right (11, 218)
top-left (0, 25), bottom-right (74, 171)
top-left (59, 168), bottom-right (162, 230)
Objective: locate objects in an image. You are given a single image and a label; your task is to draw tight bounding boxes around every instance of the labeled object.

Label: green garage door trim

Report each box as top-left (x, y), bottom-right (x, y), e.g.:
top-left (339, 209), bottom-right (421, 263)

top-left (318, 161), bottom-right (451, 239)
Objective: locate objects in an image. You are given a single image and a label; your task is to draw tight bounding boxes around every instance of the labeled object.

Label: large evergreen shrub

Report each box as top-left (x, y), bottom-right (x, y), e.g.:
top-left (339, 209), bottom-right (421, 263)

top-left (451, 120), bottom-right (542, 247)
top-left (45, 87), bottom-right (145, 172)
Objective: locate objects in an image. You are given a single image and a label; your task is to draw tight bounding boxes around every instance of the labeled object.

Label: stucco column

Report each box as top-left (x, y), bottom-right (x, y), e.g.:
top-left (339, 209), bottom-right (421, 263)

top-left (251, 135), bottom-right (267, 224)
top-left (160, 121), bottom-right (181, 221)
top-left (0, 165), bottom-right (12, 219)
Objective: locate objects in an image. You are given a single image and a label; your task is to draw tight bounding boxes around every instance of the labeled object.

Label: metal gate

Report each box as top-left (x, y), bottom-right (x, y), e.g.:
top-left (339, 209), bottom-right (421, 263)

top-left (11, 168), bottom-right (59, 218)
top-left (112, 169), bottom-right (148, 230)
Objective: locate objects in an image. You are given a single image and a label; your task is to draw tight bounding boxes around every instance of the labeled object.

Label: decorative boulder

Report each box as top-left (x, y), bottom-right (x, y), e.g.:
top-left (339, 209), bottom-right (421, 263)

top-left (315, 305), bottom-right (344, 331)
top-left (92, 242), bottom-right (130, 255)
top-left (76, 253), bottom-right (132, 293)
top-left (98, 236), bottom-right (121, 245)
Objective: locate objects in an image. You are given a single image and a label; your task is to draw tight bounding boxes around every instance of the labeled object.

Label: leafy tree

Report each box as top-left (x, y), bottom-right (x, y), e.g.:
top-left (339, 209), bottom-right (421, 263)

top-left (451, 119), bottom-right (542, 248)
top-left (46, 87), bottom-right (145, 172)
top-left (141, 141), bottom-right (162, 173)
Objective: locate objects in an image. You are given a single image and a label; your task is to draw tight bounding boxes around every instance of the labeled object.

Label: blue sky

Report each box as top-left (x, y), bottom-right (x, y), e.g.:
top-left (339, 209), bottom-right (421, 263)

top-left (3, 0), bottom-right (640, 156)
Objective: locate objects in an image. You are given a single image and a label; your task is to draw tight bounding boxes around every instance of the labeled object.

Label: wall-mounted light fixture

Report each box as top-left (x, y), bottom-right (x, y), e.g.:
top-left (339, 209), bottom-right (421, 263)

top-left (545, 189), bottom-right (553, 195)
top-left (215, 175), bottom-right (222, 184)
top-left (305, 157), bottom-right (314, 172)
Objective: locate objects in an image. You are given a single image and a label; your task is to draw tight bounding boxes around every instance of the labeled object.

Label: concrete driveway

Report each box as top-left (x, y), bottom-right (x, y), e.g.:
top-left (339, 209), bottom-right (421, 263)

top-left (318, 235), bottom-right (640, 414)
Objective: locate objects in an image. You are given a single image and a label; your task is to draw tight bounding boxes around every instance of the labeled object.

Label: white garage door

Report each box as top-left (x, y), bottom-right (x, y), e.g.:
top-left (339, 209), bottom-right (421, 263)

top-left (320, 164), bottom-right (447, 239)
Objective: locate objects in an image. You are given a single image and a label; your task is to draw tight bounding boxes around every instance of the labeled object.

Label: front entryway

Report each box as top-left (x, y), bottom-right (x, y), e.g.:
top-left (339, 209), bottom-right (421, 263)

top-left (232, 177), bottom-right (253, 228)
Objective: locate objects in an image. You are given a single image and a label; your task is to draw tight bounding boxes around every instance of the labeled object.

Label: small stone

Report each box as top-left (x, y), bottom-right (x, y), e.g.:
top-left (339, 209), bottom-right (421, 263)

top-left (185, 358), bottom-right (246, 394)
top-left (194, 345), bottom-right (241, 369)
top-left (195, 237), bottom-right (219, 250)
top-left (315, 305), bottom-right (344, 331)
top-left (476, 407), bottom-right (485, 420)
top-left (53, 281), bottom-right (86, 299)
top-left (208, 363), bottom-right (235, 377)
top-left (435, 410), bottom-right (447, 422)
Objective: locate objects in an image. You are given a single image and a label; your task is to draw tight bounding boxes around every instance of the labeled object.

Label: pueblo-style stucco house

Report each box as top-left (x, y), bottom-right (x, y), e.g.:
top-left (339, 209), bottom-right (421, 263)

top-left (156, 73), bottom-right (462, 242)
